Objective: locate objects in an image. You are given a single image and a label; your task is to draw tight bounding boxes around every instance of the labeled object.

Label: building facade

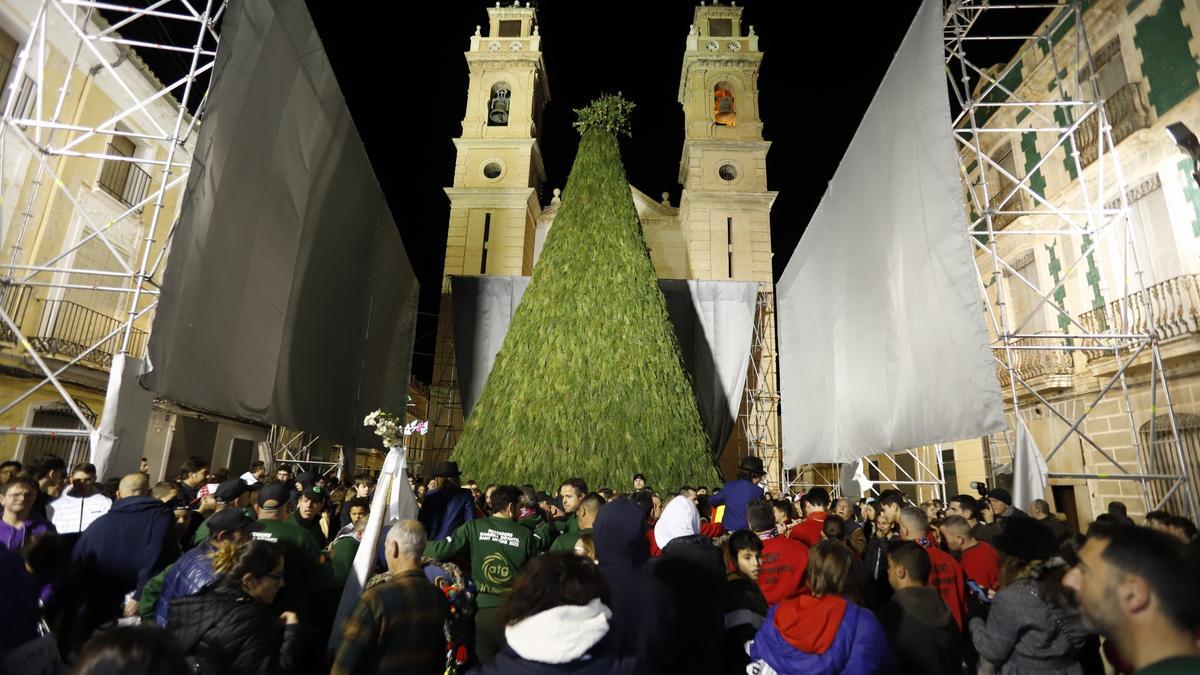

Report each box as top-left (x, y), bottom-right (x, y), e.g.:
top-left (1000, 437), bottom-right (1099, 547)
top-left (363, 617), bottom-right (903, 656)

top-left (425, 2), bottom-right (783, 485)
top-left (0, 2), bottom-right (268, 482)
top-left (943, 0), bottom-right (1200, 525)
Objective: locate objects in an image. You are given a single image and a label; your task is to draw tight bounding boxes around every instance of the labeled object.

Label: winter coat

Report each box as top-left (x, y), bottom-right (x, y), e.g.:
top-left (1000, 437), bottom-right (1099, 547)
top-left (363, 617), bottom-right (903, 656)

top-left (724, 572), bottom-right (769, 673)
top-left (710, 478), bottom-right (764, 531)
top-left (878, 586), bottom-right (962, 675)
top-left (594, 499), bottom-right (676, 672)
top-left (969, 577), bottom-right (1087, 674)
top-left (472, 598), bottom-right (639, 675)
top-left (748, 594), bottom-right (895, 675)
top-left (862, 534), bottom-right (896, 609)
top-left (154, 542), bottom-right (219, 626)
top-left (70, 495), bottom-right (174, 604)
top-left (418, 484), bottom-right (475, 541)
top-left (167, 585), bottom-right (302, 675)
top-left (650, 533), bottom-right (728, 674)
top-left (47, 491), bottom-right (111, 534)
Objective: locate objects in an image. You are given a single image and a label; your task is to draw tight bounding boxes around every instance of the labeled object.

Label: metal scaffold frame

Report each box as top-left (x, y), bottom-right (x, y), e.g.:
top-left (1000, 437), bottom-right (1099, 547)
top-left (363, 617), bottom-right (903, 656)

top-left (736, 284), bottom-right (783, 493)
top-left (945, 0), bottom-right (1197, 519)
top-left (0, 0), bottom-right (224, 458)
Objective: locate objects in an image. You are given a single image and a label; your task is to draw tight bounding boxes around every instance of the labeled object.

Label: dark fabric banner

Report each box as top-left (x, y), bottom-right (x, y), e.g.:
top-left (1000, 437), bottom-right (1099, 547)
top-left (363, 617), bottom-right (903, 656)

top-left (451, 276), bottom-right (757, 455)
top-left (143, 0), bottom-right (418, 446)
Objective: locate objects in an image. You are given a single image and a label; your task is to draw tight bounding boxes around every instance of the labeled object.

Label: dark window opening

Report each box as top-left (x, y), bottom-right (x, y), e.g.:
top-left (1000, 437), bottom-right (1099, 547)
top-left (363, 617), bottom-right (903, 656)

top-left (708, 19), bottom-right (733, 37)
top-left (498, 20), bottom-right (522, 37)
top-left (727, 217), bottom-right (734, 278)
top-left (481, 213), bottom-right (491, 274)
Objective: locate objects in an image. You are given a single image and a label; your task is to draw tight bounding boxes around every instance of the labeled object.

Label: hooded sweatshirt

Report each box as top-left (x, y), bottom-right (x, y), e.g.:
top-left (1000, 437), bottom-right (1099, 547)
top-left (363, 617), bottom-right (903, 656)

top-left (594, 499), bottom-right (675, 671)
top-left (650, 524), bottom-right (727, 674)
top-left (748, 594), bottom-right (894, 675)
top-left (71, 495), bottom-right (174, 601)
top-left (653, 496), bottom-right (700, 551)
top-left (878, 586), bottom-right (963, 675)
top-left (474, 599), bottom-right (637, 674)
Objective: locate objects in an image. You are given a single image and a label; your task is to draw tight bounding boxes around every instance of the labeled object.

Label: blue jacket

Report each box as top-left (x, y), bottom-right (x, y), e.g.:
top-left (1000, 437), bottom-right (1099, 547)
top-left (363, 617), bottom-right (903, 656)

top-left (709, 478), bottom-right (763, 532)
top-left (749, 601), bottom-right (895, 675)
top-left (71, 495), bottom-right (175, 603)
top-left (155, 542), bottom-right (219, 626)
top-left (418, 484), bottom-right (475, 541)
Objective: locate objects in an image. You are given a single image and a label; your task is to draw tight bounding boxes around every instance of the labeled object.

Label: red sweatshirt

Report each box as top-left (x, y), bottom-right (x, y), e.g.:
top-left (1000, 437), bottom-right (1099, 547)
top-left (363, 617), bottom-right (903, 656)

top-left (788, 511), bottom-right (827, 548)
top-left (960, 540), bottom-right (1001, 591)
top-left (923, 540), bottom-right (967, 630)
top-left (758, 535), bottom-right (810, 605)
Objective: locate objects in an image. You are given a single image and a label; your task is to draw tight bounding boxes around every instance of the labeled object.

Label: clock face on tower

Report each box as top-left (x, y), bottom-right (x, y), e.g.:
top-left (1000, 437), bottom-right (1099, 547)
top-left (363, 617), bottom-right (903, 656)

top-left (510, 41), bottom-right (523, 51)
top-left (488, 41), bottom-right (500, 52)
top-left (729, 41), bottom-right (742, 52)
top-left (706, 40), bottom-right (719, 52)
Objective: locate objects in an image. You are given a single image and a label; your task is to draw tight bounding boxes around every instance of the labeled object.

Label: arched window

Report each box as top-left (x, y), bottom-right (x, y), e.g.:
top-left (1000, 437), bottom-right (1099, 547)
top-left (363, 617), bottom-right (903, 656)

top-left (488, 82), bottom-right (511, 126)
top-left (713, 82), bottom-right (735, 126)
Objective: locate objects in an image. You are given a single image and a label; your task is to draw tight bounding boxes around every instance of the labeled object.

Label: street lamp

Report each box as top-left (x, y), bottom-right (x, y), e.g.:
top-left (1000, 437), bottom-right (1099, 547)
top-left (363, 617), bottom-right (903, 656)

top-left (1166, 121), bottom-right (1200, 189)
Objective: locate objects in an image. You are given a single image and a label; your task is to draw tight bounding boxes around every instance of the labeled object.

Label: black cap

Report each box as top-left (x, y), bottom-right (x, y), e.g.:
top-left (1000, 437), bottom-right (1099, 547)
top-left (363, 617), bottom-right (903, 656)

top-left (215, 479), bottom-right (248, 503)
top-left (988, 488), bottom-right (1013, 506)
top-left (206, 508), bottom-right (263, 536)
top-left (303, 484), bottom-right (327, 503)
top-left (535, 491), bottom-right (551, 504)
top-left (633, 473), bottom-right (646, 481)
top-left (257, 482), bottom-right (292, 509)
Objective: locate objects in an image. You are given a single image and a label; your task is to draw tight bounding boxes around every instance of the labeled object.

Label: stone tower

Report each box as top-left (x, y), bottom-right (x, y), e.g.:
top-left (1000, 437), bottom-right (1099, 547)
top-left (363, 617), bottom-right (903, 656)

top-left (677, 3), bottom-right (781, 481)
top-left (426, 3), bottom-right (549, 472)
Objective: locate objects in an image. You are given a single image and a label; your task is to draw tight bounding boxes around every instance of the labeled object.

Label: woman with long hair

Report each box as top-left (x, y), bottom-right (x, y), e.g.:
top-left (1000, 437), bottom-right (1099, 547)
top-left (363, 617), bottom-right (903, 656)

top-left (969, 518), bottom-right (1088, 674)
top-left (166, 539), bottom-right (302, 674)
top-left (747, 540), bottom-right (894, 673)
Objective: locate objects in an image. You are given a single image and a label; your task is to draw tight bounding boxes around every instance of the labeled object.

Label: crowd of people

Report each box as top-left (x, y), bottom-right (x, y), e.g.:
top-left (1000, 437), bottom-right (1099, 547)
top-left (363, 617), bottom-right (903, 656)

top-left (0, 452), bottom-right (1198, 674)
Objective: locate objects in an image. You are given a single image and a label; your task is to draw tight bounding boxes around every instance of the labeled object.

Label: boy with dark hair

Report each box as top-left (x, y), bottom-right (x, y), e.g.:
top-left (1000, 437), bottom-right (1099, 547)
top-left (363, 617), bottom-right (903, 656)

top-left (747, 499), bottom-right (809, 605)
top-left (789, 487), bottom-right (830, 547)
top-left (723, 529), bottom-right (768, 673)
top-left (879, 540), bottom-right (963, 675)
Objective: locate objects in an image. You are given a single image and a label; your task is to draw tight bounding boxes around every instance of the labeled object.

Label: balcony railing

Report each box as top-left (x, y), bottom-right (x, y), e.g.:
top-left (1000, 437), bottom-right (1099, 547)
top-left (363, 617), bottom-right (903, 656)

top-left (985, 189), bottom-right (1023, 230)
top-left (0, 284), bottom-right (33, 343)
top-left (1075, 81), bottom-right (1151, 169)
top-left (30, 299), bottom-right (148, 369)
top-left (1080, 274), bottom-right (1200, 363)
top-left (97, 142), bottom-right (152, 209)
top-left (994, 333), bottom-right (1074, 392)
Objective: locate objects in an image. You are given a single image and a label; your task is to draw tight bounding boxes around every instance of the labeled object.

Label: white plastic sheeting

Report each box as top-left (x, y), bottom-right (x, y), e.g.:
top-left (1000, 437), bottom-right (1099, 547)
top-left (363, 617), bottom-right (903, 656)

top-left (776, 0), bottom-right (1004, 467)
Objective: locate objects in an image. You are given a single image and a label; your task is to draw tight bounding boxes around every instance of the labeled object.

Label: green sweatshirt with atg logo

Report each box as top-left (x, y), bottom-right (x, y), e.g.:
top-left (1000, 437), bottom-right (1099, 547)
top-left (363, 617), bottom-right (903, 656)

top-left (425, 515), bottom-right (537, 607)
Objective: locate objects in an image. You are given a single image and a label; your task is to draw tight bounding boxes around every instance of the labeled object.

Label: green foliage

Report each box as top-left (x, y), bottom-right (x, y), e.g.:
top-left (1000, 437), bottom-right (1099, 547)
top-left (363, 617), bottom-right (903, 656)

top-left (452, 96), bottom-right (717, 490)
top-left (572, 93), bottom-right (635, 138)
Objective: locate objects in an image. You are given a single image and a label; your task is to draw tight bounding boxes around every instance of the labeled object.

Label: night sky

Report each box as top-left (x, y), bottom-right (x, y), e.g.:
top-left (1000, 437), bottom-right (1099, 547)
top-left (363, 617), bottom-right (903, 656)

top-left (112, 0), bottom-right (1049, 382)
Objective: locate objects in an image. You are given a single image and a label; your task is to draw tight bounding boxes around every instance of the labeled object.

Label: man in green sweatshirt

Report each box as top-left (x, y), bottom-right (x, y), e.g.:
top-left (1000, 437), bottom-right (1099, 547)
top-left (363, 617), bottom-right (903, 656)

top-left (425, 484), bottom-right (536, 664)
top-left (549, 492), bottom-right (603, 554)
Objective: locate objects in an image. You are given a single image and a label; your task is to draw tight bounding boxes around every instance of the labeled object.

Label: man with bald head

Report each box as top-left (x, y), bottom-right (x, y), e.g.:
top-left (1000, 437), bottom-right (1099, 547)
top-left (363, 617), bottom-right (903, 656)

top-left (332, 520), bottom-right (450, 675)
top-left (65, 472), bottom-right (176, 650)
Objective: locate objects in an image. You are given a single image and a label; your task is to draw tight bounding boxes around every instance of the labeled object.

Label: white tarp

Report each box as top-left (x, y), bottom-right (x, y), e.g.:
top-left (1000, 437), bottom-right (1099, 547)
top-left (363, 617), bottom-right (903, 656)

top-left (90, 355), bottom-right (154, 480)
top-left (1013, 417), bottom-right (1049, 510)
top-left (776, 0), bottom-right (1005, 467)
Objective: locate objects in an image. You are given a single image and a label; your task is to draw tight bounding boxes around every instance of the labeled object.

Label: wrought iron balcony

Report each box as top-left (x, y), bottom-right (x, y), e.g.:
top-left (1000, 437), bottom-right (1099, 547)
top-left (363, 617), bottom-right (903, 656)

top-left (0, 284), bottom-right (33, 343)
top-left (1075, 81), bottom-right (1151, 169)
top-left (1080, 274), bottom-right (1200, 363)
top-left (30, 298), bottom-right (148, 369)
top-left (97, 142), bottom-right (152, 209)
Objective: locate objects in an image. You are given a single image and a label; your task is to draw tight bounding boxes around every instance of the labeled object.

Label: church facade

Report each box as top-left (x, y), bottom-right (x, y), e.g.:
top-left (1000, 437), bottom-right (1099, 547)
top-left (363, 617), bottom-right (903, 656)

top-left (424, 2), bottom-right (782, 487)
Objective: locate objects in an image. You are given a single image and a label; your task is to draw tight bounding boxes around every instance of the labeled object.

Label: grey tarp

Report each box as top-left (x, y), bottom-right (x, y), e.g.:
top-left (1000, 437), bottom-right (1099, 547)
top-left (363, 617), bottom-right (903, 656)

top-left (142, 0), bottom-right (418, 446)
top-left (451, 276), bottom-right (757, 455)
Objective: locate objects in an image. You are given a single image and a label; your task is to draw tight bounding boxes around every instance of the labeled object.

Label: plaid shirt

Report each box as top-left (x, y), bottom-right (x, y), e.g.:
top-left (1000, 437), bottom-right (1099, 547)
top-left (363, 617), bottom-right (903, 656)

top-left (331, 569), bottom-right (450, 675)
